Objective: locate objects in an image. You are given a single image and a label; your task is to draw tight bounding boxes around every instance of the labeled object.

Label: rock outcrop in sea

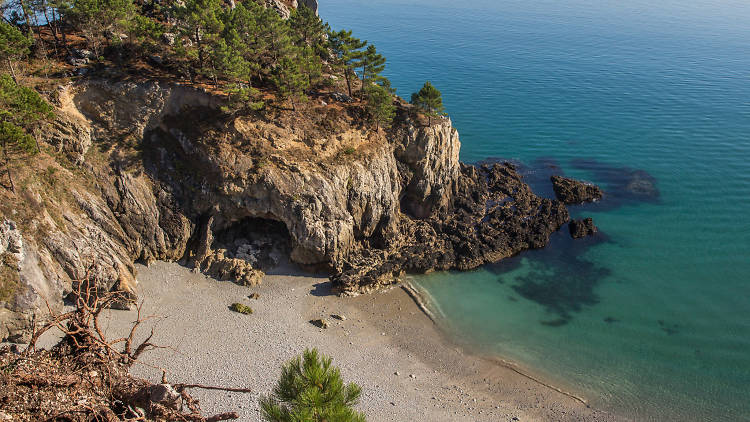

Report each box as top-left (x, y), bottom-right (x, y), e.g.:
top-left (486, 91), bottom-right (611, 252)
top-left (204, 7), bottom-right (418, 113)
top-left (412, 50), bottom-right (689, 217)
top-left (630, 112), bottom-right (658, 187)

top-left (0, 79), bottom-right (575, 341)
top-left (569, 218), bottom-right (598, 239)
top-left (551, 175), bottom-right (604, 204)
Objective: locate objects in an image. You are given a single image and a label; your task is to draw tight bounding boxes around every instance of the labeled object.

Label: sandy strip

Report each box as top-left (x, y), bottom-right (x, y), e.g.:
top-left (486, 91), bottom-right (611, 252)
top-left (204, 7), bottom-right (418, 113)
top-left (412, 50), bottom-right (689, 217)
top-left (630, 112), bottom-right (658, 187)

top-left (77, 261), bottom-right (623, 421)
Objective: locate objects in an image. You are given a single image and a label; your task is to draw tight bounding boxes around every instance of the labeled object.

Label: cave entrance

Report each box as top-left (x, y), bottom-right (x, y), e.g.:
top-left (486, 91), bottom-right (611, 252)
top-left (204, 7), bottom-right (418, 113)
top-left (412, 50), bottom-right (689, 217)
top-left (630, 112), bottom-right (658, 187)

top-left (212, 217), bottom-right (292, 271)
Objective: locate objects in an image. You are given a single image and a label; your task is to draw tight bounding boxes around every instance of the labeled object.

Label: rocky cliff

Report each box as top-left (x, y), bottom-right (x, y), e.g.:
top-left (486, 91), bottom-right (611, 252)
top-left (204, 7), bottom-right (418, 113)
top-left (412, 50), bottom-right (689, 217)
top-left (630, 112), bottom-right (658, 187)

top-left (265, 0), bottom-right (318, 19)
top-left (0, 79), bottom-right (570, 341)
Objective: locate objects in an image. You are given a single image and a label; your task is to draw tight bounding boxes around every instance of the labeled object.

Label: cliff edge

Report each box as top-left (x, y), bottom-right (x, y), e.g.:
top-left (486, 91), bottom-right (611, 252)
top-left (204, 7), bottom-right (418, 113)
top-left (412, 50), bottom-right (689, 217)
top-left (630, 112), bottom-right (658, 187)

top-left (0, 79), bottom-right (569, 341)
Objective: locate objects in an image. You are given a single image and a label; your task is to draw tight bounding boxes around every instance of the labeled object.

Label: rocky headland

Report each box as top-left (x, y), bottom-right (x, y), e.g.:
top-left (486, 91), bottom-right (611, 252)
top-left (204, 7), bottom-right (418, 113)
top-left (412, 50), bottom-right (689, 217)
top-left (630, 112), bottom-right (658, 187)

top-left (0, 76), bottom-right (599, 342)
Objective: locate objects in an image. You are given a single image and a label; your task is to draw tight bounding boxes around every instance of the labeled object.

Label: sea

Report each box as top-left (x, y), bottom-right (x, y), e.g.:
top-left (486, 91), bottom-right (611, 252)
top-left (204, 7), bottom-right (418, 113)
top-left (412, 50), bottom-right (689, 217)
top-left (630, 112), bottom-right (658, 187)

top-left (324, 0), bottom-right (750, 420)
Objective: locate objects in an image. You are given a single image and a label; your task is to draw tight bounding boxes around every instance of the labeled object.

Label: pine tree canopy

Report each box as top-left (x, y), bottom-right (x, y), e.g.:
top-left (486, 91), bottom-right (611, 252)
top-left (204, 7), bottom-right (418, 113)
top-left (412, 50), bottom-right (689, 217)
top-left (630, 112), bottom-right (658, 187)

top-left (0, 0), bottom-right (404, 118)
top-left (328, 29), bottom-right (367, 96)
top-left (289, 3), bottom-right (328, 54)
top-left (0, 21), bottom-right (31, 61)
top-left (0, 73), bottom-right (53, 191)
top-left (0, 20), bottom-right (32, 81)
top-left (259, 348), bottom-right (366, 422)
top-left (360, 44), bottom-right (386, 90)
top-left (411, 81), bottom-right (446, 124)
top-left (0, 73), bottom-right (53, 129)
top-left (365, 83), bottom-right (395, 130)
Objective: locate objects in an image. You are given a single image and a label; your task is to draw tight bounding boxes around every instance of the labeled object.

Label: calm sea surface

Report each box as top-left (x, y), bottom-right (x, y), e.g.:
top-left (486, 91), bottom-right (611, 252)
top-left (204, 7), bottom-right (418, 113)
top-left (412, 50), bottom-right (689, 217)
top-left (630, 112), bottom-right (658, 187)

top-left (324, 1), bottom-right (750, 420)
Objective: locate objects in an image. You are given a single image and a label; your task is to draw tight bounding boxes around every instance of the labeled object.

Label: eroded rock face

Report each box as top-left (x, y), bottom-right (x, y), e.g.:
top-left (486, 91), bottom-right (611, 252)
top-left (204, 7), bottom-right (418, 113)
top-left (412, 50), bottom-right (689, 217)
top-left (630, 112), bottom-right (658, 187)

top-left (392, 112), bottom-right (461, 219)
top-left (264, 0), bottom-right (295, 18)
top-left (569, 218), bottom-right (598, 239)
top-left (551, 175), bottom-right (603, 204)
top-left (332, 162), bottom-right (570, 293)
top-left (262, 0), bottom-right (318, 19)
top-left (1, 79), bottom-right (573, 340)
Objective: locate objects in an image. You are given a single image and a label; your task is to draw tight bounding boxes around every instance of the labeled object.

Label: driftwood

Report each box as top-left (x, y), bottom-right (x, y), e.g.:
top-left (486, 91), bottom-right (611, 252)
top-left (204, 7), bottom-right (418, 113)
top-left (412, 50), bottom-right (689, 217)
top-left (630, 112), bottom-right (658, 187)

top-left (1, 266), bottom-right (253, 421)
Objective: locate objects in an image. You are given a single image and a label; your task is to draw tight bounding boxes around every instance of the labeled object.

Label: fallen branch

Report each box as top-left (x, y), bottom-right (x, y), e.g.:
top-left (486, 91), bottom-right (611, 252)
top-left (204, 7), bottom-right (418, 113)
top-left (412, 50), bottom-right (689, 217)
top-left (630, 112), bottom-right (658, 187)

top-left (174, 384), bottom-right (253, 393)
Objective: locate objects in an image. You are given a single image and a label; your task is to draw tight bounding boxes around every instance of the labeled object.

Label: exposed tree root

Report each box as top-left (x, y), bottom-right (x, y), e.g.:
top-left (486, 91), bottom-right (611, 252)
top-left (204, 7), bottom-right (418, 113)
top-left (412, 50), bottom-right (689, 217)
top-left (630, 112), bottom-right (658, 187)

top-left (0, 269), bottom-right (250, 421)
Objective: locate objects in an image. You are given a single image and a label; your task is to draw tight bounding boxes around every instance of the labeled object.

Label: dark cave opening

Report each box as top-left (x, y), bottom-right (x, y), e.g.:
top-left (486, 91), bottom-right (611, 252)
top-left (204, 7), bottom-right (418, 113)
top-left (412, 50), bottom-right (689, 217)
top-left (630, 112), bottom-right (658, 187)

top-left (211, 217), bottom-right (293, 271)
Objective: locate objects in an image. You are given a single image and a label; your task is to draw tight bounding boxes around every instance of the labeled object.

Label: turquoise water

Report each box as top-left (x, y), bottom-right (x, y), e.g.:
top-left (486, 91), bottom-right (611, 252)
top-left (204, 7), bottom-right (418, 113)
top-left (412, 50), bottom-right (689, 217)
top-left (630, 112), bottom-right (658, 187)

top-left (324, 1), bottom-right (750, 420)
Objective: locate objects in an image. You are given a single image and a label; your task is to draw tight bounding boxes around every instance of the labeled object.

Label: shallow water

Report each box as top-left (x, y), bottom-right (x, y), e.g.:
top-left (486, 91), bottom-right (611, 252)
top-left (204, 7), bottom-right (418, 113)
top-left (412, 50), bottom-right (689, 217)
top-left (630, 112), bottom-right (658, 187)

top-left (324, 1), bottom-right (750, 420)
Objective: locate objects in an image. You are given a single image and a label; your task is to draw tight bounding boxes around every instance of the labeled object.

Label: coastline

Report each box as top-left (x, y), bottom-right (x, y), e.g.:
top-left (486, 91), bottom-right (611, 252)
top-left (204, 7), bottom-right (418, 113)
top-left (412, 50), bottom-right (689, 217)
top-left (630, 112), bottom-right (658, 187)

top-left (75, 261), bottom-right (622, 421)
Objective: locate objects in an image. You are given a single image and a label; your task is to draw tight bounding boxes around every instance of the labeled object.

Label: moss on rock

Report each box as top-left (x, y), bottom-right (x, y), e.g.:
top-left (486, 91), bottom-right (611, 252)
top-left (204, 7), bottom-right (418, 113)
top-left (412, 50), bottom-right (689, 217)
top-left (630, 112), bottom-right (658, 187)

top-left (230, 303), bottom-right (253, 315)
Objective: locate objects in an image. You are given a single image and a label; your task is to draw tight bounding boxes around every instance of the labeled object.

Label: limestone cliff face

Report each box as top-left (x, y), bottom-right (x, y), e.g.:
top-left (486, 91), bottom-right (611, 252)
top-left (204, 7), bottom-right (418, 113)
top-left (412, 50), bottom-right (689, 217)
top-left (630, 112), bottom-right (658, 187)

top-left (1, 78), bottom-right (568, 341)
top-left (264, 0), bottom-right (318, 19)
top-left (0, 79), bottom-right (410, 340)
top-left (392, 112), bottom-right (461, 219)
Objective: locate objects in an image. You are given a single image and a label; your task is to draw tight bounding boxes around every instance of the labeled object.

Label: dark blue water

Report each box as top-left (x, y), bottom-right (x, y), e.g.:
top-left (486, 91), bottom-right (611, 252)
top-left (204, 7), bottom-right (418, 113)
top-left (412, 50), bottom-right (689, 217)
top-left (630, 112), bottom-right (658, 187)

top-left (324, 1), bottom-right (750, 420)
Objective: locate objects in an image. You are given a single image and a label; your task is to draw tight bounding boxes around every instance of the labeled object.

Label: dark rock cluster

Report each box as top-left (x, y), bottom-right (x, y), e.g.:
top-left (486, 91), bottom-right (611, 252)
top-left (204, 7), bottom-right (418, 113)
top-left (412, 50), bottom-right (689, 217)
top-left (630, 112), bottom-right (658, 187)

top-left (569, 218), bottom-right (598, 239)
top-left (332, 162), bottom-right (571, 292)
top-left (551, 175), bottom-right (603, 204)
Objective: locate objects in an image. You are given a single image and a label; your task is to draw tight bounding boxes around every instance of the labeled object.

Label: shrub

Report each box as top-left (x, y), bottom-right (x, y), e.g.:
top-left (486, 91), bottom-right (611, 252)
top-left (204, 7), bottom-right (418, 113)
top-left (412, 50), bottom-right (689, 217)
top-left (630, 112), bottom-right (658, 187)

top-left (230, 302), bottom-right (253, 315)
top-left (260, 348), bottom-right (365, 422)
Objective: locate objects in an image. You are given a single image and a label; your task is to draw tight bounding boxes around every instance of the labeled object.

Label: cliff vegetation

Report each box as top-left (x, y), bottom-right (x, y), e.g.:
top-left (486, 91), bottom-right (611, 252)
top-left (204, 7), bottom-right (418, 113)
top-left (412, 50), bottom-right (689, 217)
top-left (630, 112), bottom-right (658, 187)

top-left (0, 0), bottom-right (579, 346)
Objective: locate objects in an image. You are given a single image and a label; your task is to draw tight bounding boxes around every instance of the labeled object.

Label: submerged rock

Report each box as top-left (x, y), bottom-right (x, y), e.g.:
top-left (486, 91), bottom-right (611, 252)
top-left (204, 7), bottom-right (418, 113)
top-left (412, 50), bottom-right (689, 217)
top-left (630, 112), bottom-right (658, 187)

top-left (551, 175), bottom-right (603, 204)
top-left (625, 170), bottom-right (659, 199)
top-left (569, 218), bottom-right (598, 239)
top-left (570, 159), bottom-right (660, 204)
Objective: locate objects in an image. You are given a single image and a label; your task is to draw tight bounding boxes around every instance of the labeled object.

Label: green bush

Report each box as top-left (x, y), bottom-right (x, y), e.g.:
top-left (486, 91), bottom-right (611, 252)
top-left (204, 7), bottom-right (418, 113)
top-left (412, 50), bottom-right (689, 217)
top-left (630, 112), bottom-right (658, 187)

top-left (260, 348), bottom-right (365, 422)
top-left (230, 302), bottom-right (253, 315)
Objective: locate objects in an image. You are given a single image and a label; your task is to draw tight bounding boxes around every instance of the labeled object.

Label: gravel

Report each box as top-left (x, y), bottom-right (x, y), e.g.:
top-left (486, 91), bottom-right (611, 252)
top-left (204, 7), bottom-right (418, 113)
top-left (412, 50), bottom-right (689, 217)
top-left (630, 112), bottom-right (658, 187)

top-left (80, 261), bottom-right (624, 422)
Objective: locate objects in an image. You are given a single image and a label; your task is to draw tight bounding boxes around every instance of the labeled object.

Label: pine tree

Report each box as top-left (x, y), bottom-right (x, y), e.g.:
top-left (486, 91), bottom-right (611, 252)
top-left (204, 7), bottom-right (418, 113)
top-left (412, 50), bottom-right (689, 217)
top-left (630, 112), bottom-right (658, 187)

top-left (272, 56), bottom-right (309, 111)
top-left (359, 44), bottom-right (385, 92)
top-left (255, 5), bottom-right (295, 74)
top-left (0, 21), bottom-right (31, 82)
top-left (410, 81), bottom-right (446, 125)
top-left (0, 74), bottom-right (53, 192)
top-left (174, 0), bottom-right (224, 72)
top-left (223, 83), bottom-right (265, 114)
top-left (129, 14), bottom-right (165, 58)
top-left (260, 348), bottom-right (366, 422)
top-left (288, 3), bottom-right (327, 55)
top-left (365, 83), bottom-right (394, 130)
top-left (217, 1), bottom-right (263, 80)
top-left (328, 29), bottom-right (366, 97)
top-left (33, 0), bottom-right (65, 53)
top-left (63, 0), bottom-right (135, 57)
top-left (298, 45), bottom-right (322, 87)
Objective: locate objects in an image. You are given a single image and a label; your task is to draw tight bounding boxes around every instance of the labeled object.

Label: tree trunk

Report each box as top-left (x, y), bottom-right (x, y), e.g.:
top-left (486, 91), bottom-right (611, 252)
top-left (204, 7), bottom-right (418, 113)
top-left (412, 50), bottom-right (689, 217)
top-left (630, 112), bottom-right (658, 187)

top-left (196, 29), bottom-right (204, 70)
top-left (344, 68), bottom-right (352, 97)
top-left (60, 14), bottom-right (70, 53)
top-left (211, 63), bottom-right (218, 88)
top-left (360, 65), bottom-right (367, 94)
top-left (43, 5), bottom-right (61, 55)
top-left (3, 144), bottom-right (15, 193)
top-left (6, 58), bottom-right (18, 83)
top-left (18, 0), bottom-right (34, 40)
